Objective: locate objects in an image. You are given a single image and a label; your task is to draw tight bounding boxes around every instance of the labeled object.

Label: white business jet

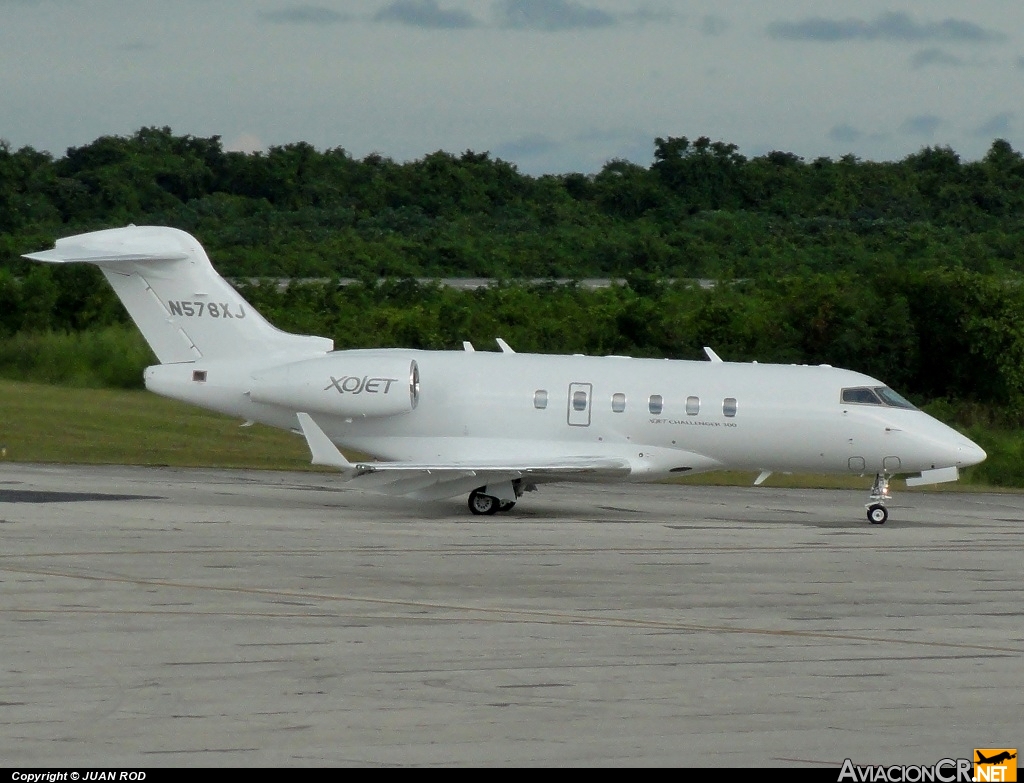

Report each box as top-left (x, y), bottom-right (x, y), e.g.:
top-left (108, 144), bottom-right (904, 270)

top-left (25, 226), bottom-right (986, 524)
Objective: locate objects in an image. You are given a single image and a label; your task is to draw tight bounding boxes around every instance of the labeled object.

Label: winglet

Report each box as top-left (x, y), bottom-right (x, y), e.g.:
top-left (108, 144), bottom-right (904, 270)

top-left (496, 337), bottom-right (515, 354)
top-left (296, 412), bottom-right (355, 471)
top-left (704, 347), bottom-right (723, 363)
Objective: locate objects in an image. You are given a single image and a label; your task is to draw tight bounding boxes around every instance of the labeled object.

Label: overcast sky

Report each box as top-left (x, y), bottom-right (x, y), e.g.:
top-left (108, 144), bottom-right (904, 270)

top-left (2, 1), bottom-right (1023, 175)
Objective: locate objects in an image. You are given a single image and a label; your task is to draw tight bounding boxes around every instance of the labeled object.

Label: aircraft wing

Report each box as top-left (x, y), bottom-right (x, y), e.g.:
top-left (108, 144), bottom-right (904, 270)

top-left (296, 413), bottom-right (631, 500)
top-left (343, 458), bottom-right (633, 500)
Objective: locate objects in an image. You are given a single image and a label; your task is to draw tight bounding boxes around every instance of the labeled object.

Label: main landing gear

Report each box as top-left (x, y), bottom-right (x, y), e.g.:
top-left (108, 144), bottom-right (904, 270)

top-left (467, 481), bottom-right (523, 516)
top-left (865, 472), bottom-right (892, 525)
top-left (467, 490), bottom-right (513, 515)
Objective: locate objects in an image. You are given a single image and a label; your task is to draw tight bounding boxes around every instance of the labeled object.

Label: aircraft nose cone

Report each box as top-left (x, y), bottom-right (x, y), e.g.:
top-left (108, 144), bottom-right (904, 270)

top-left (958, 439), bottom-right (987, 467)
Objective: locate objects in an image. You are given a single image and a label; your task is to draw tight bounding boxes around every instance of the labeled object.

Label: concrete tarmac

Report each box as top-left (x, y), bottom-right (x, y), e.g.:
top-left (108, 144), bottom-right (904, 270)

top-left (1, 463), bottom-right (1021, 768)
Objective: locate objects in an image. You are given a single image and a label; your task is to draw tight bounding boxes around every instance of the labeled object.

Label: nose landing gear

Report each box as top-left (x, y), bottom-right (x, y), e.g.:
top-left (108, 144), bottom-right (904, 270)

top-left (865, 473), bottom-right (891, 524)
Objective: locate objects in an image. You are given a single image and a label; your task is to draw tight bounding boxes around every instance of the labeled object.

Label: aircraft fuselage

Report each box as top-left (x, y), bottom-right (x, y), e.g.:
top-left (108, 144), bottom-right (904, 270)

top-left (145, 348), bottom-right (983, 482)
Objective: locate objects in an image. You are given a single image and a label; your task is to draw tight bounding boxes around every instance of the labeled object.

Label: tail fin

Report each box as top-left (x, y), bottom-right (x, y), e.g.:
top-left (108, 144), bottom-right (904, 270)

top-left (23, 225), bottom-right (333, 363)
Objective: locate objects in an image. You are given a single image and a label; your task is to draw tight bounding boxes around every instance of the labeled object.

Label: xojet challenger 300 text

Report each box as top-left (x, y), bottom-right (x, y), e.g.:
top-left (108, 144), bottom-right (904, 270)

top-left (24, 226), bottom-right (986, 523)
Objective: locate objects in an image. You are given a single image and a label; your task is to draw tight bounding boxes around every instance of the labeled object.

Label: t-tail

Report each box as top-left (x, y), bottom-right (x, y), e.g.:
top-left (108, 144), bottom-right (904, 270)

top-left (23, 225), bottom-right (333, 363)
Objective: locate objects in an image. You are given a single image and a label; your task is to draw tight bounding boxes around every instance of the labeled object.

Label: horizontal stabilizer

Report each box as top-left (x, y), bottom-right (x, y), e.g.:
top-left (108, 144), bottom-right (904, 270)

top-left (905, 466), bottom-right (959, 486)
top-left (24, 225), bottom-right (192, 268)
top-left (24, 248), bottom-right (188, 265)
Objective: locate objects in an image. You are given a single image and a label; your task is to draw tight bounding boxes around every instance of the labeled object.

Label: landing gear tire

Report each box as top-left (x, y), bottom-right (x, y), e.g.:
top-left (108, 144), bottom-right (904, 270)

top-left (468, 490), bottom-right (500, 516)
top-left (498, 500), bottom-right (516, 512)
top-left (865, 472), bottom-right (893, 525)
top-left (867, 504), bottom-right (888, 525)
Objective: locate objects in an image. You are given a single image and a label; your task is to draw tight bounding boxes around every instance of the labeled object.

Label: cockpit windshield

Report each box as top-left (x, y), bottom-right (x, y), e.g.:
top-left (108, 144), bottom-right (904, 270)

top-left (874, 387), bottom-right (917, 409)
top-left (841, 386), bottom-right (918, 410)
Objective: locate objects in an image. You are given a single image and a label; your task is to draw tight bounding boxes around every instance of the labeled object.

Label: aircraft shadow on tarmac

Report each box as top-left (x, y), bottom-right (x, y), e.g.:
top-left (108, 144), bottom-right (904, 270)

top-left (0, 489), bottom-right (164, 504)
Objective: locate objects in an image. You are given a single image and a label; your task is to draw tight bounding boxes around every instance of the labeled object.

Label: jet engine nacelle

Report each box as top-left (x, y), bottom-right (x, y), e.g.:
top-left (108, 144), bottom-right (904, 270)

top-left (250, 356), bottom-right (419, 418)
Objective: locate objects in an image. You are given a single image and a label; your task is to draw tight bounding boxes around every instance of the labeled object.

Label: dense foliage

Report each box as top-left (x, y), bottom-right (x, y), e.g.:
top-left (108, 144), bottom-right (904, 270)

top-left (3, 127), bottom-right (1024, 433)
top-left (3, 126), bottom-right (1024, 279)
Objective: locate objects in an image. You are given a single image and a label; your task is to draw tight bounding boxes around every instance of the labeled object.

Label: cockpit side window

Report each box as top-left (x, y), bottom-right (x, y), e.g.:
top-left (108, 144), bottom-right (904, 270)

top-left (841, 386), bottom-right (918, 410)
top-left (842, 387), bottom-right (882, 405)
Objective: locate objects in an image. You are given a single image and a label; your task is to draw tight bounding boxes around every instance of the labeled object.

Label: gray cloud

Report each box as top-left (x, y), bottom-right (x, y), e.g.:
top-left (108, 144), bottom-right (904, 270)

top-left (621, 6), bottom-right (676, 25)
top-left (902, 114), bottom-right (943, 136)
top-left (492, 127), bottom-right (654, 175)
top-left (116, 40), bottom-right (154, 52)
top-left (768, 12), bottom-right (1003, 44)
top-left (260, 1), bottom-right (671, 33)
top-left (911, 48), bottom-right (964, 69)
top-left (261, 5), bottom-right (349, 25)
top-left (701, 15), bottom-right (729, 37)
top-left (494, 133), bottom-right (559, 159)
top-left (374, 1), bottom-right (478, 29)
top-left (974, 112), bottom-right (1014, 137)
top-left (495, 0), bottom-right (615, 31)
top-left (829, 124), bottom-right (863, 144)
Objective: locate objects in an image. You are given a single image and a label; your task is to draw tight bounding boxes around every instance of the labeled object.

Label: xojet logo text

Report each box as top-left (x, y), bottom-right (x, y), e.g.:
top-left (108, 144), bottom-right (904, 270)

top-left (838, 758), bottom-right (974, 782)
top-left (323, 375), bottom-right (398, 395)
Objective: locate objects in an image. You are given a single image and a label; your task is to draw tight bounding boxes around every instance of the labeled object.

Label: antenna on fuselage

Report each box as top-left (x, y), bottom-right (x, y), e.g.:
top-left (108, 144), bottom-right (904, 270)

top-left (704, 346), bottom-right (723, 363)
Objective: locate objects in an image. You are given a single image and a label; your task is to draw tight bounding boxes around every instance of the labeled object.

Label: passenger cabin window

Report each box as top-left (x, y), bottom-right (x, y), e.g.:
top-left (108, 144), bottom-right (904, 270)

top-left (723, 397), bottom-right (737, 417)
top-left (572, 390), bottom-right (588, 411)
top-left (686, 395), bottom-right (700, 415)
top-left (611, 392), bottom-right (626, 413)
top-left (841, 386), bottom-right (918, 410)
top-left (649, 394), bottom-right (663, 415)
top-left (534, 390), bottom-right (548, 409)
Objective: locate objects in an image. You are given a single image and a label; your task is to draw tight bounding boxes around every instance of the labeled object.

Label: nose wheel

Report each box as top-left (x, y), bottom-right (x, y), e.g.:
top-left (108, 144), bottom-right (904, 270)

top-left (866, 503), bottom-right (888, 524)
top-left (865, 473), bottom-right (891, 524)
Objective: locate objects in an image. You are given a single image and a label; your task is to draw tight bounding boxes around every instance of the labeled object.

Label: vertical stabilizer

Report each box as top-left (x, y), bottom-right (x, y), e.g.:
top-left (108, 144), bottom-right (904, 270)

top-left (24, 226), bottom-right (333, 364)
